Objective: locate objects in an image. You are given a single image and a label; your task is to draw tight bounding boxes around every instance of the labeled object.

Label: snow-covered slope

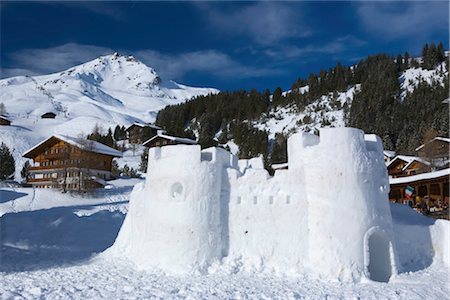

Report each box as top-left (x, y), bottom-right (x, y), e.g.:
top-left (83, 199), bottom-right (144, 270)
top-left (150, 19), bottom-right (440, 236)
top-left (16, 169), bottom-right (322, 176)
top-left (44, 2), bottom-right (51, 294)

top-left (0, 53), bottom-right (219, 179)
top-left (257, 85), bottom-right (360, 139)
top-left (256, 61), bottom-right (447, 141)
top-left (400, 61), bottom-right (447, 100)
top-left (0, 53), bottom-right (218, 124)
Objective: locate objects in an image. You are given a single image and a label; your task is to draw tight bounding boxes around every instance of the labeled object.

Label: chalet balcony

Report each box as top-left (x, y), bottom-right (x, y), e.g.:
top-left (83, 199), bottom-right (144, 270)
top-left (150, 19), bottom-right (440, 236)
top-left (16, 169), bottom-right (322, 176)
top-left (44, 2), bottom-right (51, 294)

top-left (27, 178), bottom-right (53, 183)
top-left (29, 164), bottom-right (80, 171)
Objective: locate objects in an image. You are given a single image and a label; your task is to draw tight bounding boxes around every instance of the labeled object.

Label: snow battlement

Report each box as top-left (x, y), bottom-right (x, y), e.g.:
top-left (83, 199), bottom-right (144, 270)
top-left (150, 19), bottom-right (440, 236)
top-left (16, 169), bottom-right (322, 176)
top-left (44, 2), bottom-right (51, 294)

top-left (107, 127), bottom-right (398, 282)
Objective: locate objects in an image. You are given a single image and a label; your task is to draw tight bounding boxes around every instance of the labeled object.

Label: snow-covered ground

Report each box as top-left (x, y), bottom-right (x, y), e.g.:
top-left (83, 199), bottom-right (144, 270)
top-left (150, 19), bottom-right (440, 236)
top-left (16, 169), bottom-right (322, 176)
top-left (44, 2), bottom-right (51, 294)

top-left (1, 179), bottom-right (448, 299)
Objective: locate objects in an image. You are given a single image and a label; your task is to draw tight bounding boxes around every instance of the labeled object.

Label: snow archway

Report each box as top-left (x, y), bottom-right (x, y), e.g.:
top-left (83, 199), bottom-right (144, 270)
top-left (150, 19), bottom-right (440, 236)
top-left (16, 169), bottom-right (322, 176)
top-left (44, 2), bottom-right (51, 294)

top-left (366, 230), bottom-right (392, 282)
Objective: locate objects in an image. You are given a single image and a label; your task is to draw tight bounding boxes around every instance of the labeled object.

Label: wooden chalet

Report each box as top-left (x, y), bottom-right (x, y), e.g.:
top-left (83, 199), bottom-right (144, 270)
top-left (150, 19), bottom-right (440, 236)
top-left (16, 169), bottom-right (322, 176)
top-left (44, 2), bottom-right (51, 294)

top-left (389, 168), bottom-right (449, 216)
top-left (126, 123), bottom-right (161, 144)
top-left (142, 132), bottom-right (196, 148)
top-left (415, 137), bottom-right (449, 169)
top-left (23, 135), bottom-right (122, 190)
top-left (386, 155), bottom-right (430, 178)
top-left (383, 150), bottom-right (396, 164)
top-left (41, 112), bottom-right (56, 119)
top-left (0, 115), bottom-right (11, 126)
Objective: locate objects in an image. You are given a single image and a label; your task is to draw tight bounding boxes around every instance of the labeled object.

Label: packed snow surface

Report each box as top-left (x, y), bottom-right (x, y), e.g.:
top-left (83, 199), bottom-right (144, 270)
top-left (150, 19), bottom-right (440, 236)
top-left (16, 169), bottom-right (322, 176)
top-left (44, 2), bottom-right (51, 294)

top-left (1, 181), bottom-right (448, 299)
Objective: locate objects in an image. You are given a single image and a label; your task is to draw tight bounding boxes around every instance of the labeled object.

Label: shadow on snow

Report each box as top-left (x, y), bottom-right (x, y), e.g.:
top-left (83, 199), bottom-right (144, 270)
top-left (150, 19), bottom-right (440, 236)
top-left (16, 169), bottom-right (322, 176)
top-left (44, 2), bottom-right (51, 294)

top-left (0, 203), bottom-right (125, 273)
top-left (0, 190), bottom-right (28, 204)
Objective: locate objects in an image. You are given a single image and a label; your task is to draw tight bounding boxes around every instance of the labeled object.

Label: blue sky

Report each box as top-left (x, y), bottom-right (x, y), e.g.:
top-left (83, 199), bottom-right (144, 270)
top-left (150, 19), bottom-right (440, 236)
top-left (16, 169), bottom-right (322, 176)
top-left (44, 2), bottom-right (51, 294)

top-left (1, 1), bottom-right (448, 91)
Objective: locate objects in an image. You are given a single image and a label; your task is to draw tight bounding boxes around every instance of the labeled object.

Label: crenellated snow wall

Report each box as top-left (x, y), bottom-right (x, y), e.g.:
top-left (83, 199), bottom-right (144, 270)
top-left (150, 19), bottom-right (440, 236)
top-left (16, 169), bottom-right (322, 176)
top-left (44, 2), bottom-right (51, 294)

top-left (106, 127), bottom-right (399, 282)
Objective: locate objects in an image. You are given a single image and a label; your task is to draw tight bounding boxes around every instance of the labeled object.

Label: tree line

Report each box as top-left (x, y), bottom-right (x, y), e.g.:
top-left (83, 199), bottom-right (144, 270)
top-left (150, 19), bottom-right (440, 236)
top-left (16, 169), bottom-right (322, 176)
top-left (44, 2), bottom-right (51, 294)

top-left (154, 41), bottom-right (448, 170)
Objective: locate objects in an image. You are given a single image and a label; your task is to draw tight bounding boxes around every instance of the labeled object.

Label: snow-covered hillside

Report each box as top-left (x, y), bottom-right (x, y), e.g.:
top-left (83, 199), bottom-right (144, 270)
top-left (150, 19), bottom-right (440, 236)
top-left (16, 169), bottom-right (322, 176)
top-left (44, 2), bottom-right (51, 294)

top-left (257, 85), bottom-right (360, 139)
top-left (400, 61), bottom-right (447, 100)
top-left (0, 53), bottom-right (219, 179)
top-left (256, 61), bottom-right (447, 140)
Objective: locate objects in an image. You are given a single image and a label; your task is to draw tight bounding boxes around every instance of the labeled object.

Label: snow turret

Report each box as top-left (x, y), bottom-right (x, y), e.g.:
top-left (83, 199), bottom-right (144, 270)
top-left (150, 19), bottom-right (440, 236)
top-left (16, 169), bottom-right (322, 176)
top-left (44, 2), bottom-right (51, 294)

top-left (108, 145), bottom-right (233, 273)
top-left (291, 128), bottom-right (397, 282)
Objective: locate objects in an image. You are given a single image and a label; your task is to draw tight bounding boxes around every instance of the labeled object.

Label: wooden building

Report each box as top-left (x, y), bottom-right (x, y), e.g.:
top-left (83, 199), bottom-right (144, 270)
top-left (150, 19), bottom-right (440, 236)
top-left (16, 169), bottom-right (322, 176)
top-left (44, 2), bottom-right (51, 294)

top-left (383, 150), bottom-right (396, 164)
top-left (23, 135), bottom-right (122, 190)
top-left (0, 115), bottom-right (11, 126)
top-left (415, 137), bottom-right (449, 170)
top-left (142, 132), bottom-right (196, 148)
top-left (126, 123), bottom-right (161, 144)
top-left (41, 112), bottom-right (56, 119)
top-left (389, 168), bottom-right (449, 215)
top-left (386, 155), bottom-right (430, 178)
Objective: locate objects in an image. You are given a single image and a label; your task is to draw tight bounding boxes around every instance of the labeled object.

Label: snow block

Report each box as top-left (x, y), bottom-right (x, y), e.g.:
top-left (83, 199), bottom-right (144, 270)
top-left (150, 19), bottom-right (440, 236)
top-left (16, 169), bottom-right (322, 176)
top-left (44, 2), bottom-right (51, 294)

top-left (106, 127), bottom-right (398, 282)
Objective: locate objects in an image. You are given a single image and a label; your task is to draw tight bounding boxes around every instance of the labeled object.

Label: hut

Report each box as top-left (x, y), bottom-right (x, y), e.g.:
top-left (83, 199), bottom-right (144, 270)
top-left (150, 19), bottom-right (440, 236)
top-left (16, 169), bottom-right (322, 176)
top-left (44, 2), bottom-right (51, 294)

top-left (142, 132), bottom-right (196, 148)
top-left (41, 112), bottom-right (56, 119)
top-left (126, 123), bottom-right (161, 144)
top-left (0, 115), bottom-right (11, 126)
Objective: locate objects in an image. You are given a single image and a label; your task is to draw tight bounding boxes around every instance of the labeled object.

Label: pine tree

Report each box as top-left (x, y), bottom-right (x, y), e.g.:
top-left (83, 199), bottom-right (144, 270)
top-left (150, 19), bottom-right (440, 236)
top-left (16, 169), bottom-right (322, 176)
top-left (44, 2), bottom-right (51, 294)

top-left (21, 161), bottom-right (30, 181)
top-left (396, 53), bottom-right (404, 72)
top-left (421, 43), bottom-right (429, 69)
top-left (0, 143), bottom-right (15, 180)
top-left (140, 148), bottom-right (149, 172)
top-left (272, 87), bottom-right (283, 107)
top-left (437, 42), bottom-right (445, 63)
top-left (0, 102), bottom-right (6, 115)
top-left (404, 51), bottom-right (410, 68)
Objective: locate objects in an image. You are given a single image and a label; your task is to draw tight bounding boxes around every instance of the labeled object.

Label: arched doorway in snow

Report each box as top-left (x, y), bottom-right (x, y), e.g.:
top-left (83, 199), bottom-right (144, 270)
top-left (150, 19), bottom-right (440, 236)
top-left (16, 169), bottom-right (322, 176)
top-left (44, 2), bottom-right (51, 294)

top-left (365, 230), bottom-right (393, 282)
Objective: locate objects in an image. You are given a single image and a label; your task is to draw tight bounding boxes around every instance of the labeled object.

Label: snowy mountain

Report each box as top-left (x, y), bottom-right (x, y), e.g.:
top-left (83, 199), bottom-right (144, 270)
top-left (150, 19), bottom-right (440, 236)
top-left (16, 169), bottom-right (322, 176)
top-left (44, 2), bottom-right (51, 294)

top-left (0, 53), bottom-right (219, 179)
top-left (0, 52), bottom-right (218, 125)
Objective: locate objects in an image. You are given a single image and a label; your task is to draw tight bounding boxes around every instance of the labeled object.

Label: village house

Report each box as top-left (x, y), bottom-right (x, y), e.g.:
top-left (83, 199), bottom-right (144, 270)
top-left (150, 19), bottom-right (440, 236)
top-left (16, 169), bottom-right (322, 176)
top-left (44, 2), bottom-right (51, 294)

top-left (0, 115), bottom-right (11, 126)
top-left (386, 155), bottom-right (430, 178)
top-left (415, 136), bottom-right (449, 170)
top-left (383, 150), bottom-right (396, 164)
top-left (142, 132), bottom-right (196, 148)
top-left (41, 112), bottom-right (56, 119)
top-left (126, 123), bottom-right (161, 144)
top-left (23, 135), bottom-right (122, 190)
top-left (389, 168), bottom-right (449, 218)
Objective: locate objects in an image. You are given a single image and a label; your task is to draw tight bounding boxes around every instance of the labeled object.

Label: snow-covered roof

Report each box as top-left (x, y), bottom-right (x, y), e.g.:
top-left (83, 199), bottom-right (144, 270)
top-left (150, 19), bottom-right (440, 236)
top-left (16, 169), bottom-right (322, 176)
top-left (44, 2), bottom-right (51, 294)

top-left (386, 155), bottom-right (427, 169)
top-left (390, 168), bottom-right (450, 185)
top-left (142, 132), bottom-right (196, 147)
top-left (383, 150), bottom-right (396, 158)
top-left (0, 115), bottom-right (10, 121)
top-left (272, 162), bottom-right (288, 170)
top-left (23, 135), bottom-right (123, 158)
top-left (415, 137), bottom-right (450, 151)
top-left (126, 123), bottom-right (162, 131)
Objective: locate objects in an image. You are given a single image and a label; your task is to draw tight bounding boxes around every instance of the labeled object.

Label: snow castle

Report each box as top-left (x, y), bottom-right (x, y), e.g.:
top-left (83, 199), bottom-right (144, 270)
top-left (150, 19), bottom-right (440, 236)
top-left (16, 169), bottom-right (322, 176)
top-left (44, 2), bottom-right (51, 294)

top-left (107, 127), bottom-right (398, 282)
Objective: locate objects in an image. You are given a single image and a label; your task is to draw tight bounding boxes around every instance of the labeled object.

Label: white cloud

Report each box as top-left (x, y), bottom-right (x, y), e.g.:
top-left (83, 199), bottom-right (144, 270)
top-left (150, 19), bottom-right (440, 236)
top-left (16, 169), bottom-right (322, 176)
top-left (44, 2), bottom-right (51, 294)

top-left (262, 36), bottom-right (366, 60)
top-left (357, 2), bottom-right (448, 40)
top-left (3, 43), bottom-right (281, 80)
top-left (8, 43), bottom-right (114, 75)
top-left (134, 49), bottom-right (281, 79)
top-left (200, 2), bottom-right (311, 45)
top-left (0, 67), bottom-right (40, 78)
